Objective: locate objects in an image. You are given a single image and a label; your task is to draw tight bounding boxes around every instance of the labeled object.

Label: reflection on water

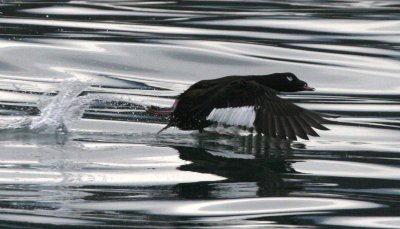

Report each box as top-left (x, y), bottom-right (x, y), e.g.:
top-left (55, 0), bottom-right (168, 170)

top-left (0, 0), bottom-right (400, 228)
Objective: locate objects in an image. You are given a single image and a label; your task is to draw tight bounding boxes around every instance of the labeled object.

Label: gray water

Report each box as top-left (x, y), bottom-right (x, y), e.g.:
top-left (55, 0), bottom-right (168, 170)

top-left (1, 1), bottom-right (400, 228)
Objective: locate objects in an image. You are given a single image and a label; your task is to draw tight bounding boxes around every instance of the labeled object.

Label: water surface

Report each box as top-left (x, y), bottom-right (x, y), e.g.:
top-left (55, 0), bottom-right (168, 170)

top-left (0, 1), bottom-right (400, 228)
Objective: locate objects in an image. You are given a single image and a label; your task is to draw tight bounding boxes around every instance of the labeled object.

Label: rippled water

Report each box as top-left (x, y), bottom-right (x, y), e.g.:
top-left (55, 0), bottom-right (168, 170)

top-left (1, 1), bottom-right (400, 228)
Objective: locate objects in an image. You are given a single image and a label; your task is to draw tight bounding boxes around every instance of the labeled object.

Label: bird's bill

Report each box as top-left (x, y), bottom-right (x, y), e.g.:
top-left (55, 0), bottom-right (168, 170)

top-left (303, 85), bottom-right (315, 91)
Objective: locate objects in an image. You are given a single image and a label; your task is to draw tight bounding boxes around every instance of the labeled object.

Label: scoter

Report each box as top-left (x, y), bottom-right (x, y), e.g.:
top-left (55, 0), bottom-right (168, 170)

top-left (148, 72), bottom-right (330, 140)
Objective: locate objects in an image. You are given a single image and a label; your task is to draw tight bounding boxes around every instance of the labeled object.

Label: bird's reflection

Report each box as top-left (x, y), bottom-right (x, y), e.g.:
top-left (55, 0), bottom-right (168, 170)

top-left (172, 134), bottom-right (302, 199)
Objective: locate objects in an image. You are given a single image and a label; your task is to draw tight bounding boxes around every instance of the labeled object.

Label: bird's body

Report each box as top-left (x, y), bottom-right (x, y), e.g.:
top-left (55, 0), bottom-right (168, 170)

top-left (150, 72), bottom-right (329, 140)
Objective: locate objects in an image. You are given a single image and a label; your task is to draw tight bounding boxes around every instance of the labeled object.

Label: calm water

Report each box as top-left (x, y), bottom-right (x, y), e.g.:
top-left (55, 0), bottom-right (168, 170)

top-left (1, 0), bottom-right (400, 228)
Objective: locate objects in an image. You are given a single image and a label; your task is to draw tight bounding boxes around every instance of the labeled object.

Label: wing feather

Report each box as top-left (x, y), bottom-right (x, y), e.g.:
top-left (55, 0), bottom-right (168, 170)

top-left (199, 79), bottom-right (329, 140)
top-left (281, 116), bottom-right (297, 141)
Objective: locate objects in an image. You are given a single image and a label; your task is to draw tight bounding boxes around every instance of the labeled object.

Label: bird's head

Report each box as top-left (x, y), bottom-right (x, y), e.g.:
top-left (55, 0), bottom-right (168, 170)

top-left (268, 72), bottom-right (315, 92)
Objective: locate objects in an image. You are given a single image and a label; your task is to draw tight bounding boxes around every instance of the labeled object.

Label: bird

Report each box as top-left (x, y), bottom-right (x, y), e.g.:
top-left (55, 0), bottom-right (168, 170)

top-left (148, 72), bottom-right (330, 140)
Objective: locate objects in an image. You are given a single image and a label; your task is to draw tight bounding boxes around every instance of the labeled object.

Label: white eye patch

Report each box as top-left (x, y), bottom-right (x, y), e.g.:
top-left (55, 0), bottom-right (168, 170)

top-left (286, 76), bottom-right (293, 81)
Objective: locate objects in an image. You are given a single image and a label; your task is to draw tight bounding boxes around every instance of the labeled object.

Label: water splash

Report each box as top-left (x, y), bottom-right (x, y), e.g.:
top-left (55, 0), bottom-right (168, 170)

top-left (0, 117), bottom-right (32, 130)
top-left (30, 79), bottom-right (93, 131)
top-left (0, 79), bottom-right (96, 132)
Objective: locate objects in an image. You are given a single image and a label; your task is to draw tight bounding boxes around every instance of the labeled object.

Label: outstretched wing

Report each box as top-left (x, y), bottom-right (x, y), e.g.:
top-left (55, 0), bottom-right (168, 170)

top-left (203, 79), bottom-right (329, 140)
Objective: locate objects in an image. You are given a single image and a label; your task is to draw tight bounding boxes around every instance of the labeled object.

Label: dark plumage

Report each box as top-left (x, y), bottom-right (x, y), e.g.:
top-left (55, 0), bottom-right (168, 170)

top-left (150, 72), bottom-right (330, 140)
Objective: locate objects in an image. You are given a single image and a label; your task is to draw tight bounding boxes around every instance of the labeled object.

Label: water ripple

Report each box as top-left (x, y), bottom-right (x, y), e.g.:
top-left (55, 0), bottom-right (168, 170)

top-left (1, 0), bottom-right (400, 228)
